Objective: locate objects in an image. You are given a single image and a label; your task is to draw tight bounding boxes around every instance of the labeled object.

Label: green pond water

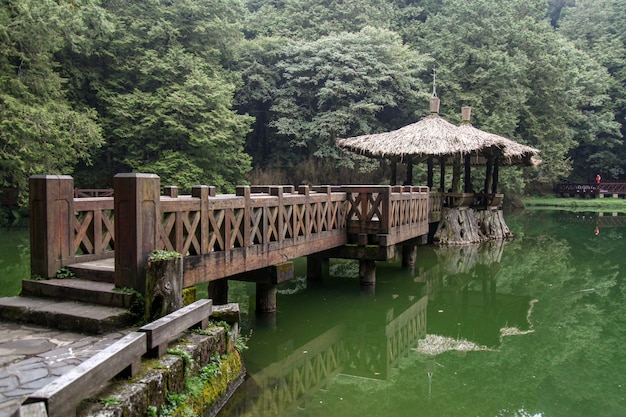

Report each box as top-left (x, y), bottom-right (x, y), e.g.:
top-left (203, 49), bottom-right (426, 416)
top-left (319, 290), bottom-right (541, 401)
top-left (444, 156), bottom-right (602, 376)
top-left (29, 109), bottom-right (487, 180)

top-left (1, 210), bottom-right (625, 416)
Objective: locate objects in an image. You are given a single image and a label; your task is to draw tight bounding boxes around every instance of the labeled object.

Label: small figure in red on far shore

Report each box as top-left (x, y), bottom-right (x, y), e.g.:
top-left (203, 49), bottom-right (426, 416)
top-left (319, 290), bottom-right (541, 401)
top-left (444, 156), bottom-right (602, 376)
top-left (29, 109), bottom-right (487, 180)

top-left (596, 174), bottom-right (602, 185)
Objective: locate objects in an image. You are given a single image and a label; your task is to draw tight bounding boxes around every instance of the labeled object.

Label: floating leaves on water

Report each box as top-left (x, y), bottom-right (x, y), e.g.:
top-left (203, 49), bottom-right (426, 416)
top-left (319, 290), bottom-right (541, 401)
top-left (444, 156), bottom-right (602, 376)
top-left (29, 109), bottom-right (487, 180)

top-left (412, 334), bottom-right (491, 356)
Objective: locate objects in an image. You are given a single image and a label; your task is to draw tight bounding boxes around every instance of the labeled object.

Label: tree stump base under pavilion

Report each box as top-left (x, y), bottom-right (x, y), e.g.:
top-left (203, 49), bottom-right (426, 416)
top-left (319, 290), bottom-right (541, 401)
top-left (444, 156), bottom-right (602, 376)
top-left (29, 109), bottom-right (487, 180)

top-left (434, 207), bottom-right (512, 245)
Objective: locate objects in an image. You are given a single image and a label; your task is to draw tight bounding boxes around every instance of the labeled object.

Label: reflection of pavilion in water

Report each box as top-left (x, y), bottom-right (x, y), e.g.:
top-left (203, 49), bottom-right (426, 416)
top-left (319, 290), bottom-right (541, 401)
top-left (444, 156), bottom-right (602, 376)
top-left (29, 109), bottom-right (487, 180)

top-left (218, 240), bottom-right (531, 417)
top-left (421, 241), bottom-right (532, 348)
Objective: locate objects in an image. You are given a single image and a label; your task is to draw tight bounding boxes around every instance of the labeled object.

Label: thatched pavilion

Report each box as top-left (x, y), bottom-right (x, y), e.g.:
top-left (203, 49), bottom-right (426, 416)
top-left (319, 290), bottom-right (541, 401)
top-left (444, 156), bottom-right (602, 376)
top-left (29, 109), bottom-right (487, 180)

top-left (336, 97), bottom-right (540, 244)
top-left (336, 96), bottom-right (484, 193)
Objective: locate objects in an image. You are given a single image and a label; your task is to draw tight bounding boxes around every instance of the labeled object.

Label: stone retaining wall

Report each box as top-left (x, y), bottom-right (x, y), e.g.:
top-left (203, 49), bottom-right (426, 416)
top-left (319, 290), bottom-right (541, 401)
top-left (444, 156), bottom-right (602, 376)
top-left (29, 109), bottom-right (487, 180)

top-left (77, 325), bottom-right (245, 417)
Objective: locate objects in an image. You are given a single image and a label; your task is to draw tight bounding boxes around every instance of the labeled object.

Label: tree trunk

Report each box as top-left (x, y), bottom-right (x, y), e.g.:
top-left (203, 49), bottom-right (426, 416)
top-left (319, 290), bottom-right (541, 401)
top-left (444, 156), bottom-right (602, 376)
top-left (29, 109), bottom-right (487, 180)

top-left (145, 257), bottom-right (183, 322)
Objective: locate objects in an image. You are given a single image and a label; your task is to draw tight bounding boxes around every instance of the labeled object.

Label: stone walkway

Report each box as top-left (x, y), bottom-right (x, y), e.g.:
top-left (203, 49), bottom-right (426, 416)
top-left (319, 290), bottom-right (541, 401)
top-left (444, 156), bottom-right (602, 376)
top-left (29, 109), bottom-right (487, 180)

top-left (0, 322), bottom-right (131, 417)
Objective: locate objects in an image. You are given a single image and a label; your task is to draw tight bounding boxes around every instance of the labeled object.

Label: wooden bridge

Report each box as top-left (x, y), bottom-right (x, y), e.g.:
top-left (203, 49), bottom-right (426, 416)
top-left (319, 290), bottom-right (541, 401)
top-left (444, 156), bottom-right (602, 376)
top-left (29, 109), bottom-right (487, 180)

top-left (29, 174), bottom-right (443, 310)
top-left (555, 182), bottom-right (626, 198)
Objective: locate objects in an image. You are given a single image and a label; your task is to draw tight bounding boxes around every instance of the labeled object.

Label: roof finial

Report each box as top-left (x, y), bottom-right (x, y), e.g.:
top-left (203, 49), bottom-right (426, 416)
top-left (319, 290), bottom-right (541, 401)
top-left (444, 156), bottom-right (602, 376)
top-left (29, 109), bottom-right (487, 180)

top-left (429, 65), bottom-right (440, 114)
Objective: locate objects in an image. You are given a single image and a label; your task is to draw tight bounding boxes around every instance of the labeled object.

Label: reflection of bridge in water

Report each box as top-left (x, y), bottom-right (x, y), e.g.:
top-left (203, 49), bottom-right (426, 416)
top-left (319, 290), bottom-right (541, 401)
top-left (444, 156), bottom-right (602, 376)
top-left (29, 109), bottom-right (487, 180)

top-left (555, 212), bottom-right (626, 228)
top-left (220, 296), bottom-right (428, 416)
top-left (219, 241), bottom-right (533, 417)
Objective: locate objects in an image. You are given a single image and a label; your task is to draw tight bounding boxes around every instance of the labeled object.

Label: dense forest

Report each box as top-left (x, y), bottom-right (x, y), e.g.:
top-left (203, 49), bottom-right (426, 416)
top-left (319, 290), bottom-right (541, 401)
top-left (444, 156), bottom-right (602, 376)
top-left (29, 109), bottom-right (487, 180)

top-left (1, 0), bottom-right (625, 198)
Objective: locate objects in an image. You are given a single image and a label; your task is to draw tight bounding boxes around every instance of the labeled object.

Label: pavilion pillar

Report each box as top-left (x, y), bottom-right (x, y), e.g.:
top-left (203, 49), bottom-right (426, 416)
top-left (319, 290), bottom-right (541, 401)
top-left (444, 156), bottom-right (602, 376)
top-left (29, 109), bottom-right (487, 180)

top-left (427, 157), bottom-right (434, 189)
top-left (29, 175), bottom-right (75, 278)
top-left (451, 154), bottom-right (462, 193)
top-left (464, 154), bottom-right (472, 192)
top-left (405, 156), bottom-right (414, 185)
top-left (114, 173), bottom-right (160, 294)
top-left (391, 157), bottom-right (398, 185)
top-left (484, 156), bottom-right (494, 194)
top-left (492, 157), bottom-right (500, 193)
top-left (439, 156), bottom-right (446, 191)
top-left (209, 279), bottom-right (229, 305)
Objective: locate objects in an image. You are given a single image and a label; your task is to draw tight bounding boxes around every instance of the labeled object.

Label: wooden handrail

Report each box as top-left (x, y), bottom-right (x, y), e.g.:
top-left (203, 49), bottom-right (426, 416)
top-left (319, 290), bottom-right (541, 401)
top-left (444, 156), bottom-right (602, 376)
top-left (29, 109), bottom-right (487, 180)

top-left (23, 300), bottom-right (223, 417)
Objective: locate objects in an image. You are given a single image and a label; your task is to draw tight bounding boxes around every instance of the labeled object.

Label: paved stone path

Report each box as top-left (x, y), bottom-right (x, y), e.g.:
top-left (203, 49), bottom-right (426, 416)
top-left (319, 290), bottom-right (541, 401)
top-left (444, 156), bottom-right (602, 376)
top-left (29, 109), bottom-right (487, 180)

top-left (0, 322), bottom-right (131, 417)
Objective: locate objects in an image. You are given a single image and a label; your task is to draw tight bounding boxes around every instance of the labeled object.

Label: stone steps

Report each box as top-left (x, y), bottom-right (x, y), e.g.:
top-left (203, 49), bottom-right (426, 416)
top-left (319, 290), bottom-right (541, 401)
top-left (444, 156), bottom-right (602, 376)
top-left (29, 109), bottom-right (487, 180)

top-left (21, 279), bottom-right (133, 308)
top-left (66, 258), bottom-right (115, 283)
top-left (0, 296), bottom-right (135, 335)
top-left (0, 258), bottom-right (136, 334)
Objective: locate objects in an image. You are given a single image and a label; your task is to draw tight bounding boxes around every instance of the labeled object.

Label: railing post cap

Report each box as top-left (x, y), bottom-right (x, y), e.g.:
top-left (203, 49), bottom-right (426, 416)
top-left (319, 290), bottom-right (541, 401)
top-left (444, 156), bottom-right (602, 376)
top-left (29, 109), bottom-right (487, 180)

top-left (236, 185), bottom-right (251, 197)
top-left (29, 174), bottom-right (74, 180)
top-left (298, 185), bottom-right (310, 196)
top-left (114, 173), bottom-right (160, 179)
top-left (164, 186), bottom-right (178, 198)
top-left (191, 185), bottom-right (209, 198)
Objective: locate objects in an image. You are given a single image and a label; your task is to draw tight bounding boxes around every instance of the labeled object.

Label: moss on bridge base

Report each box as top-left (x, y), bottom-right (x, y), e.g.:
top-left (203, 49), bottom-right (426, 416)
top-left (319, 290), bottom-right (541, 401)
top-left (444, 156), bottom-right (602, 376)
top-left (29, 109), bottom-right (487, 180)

top-left (77, 325), bottom-right (245, 417)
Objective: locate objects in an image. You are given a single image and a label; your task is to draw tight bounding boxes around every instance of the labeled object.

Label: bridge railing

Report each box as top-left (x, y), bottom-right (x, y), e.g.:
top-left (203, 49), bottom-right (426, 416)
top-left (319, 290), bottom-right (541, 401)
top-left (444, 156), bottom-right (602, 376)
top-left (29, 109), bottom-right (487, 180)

top-left (555, 182), bottom-right (626, 197)
top-left (30, 175), bottom-right (432, 292)
top-left (73, 197), bottom-right (115, 262)
top-left (345, 185), bottom-right (430, 246)
top-left (157, 184), bottom-right (347, 255)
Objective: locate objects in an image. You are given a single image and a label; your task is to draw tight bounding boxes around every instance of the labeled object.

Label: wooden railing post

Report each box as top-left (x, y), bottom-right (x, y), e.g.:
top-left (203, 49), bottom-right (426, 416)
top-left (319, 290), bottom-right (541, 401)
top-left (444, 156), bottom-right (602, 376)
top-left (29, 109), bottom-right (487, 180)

top-left (114, 173), bottom-right (160, 294)
top-left (236, 186), bottom-right (251, 247)
top-left (299, 185), bottom-right (310, 235)
top-left (29, 175), bottom-right (75, 278)
top-left (270, 186), bottom-right (284, 241)
top-left (192, 185), bottom-right (210, 254)
top-left (381, 186), bottom-right (392, 233)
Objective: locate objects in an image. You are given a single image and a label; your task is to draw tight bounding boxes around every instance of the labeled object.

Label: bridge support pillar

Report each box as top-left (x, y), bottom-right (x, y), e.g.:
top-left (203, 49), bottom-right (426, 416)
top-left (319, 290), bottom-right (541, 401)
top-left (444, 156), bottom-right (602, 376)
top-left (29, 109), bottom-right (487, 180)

top-left (359, 260), bottom-right (376, 286)
top-left (209, 279), bottom-right (229, 305)
top-left (256, 282), bottom-right (277, 314)
top-left (307, 256), bottom-right (329, 282)
top-left (401, 244), bottom-right (417, 270)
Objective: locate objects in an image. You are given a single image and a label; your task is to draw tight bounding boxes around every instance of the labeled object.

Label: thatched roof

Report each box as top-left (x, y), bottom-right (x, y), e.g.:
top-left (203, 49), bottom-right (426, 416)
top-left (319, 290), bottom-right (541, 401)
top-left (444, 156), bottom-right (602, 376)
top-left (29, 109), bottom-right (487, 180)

top-left (457, 124), bottom-right (541, 166)
top-left (457, 107), bottom-right (541, 166)
top-left (336, 97), bottom-right (483, 160)
top-left (336, 101), bottom-right (541, 167)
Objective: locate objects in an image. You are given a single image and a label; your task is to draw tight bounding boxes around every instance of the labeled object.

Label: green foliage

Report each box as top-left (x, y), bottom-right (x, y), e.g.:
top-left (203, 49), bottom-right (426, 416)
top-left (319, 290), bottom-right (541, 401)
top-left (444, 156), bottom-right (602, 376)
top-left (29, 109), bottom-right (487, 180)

top-left (0, 0), bottom-right (104, 197)
top-left (167, 347), bottom-right (194, 369)
top-left (29, 275), bottom-right (45, 281)
top-left (147, 405), bottom-right (158, 417)
top-left (98, 397), bottom-right (121, 406)
top-left (152, 351), bottom-right (243, 417)
top-left (243, 0), bottom-right (399, 40)
top-left (1, 0), bottom-right (626, 195)
top-left (128, 290), bottom-right (146, 325)
top-left (234, 334), bottom-right (249, 353)
top-left (62, 0), bottom-right (253, 192)
top-left (55, 267), bottom-right (75, 279)
top-left (148, 250), bottom-right (182, 262)
top-left (409, 0), bottom-right (620, 190)
top-left (236, 27), bottom-right (430, 176)
top-left (557, 0), bottom-right (626, 181)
